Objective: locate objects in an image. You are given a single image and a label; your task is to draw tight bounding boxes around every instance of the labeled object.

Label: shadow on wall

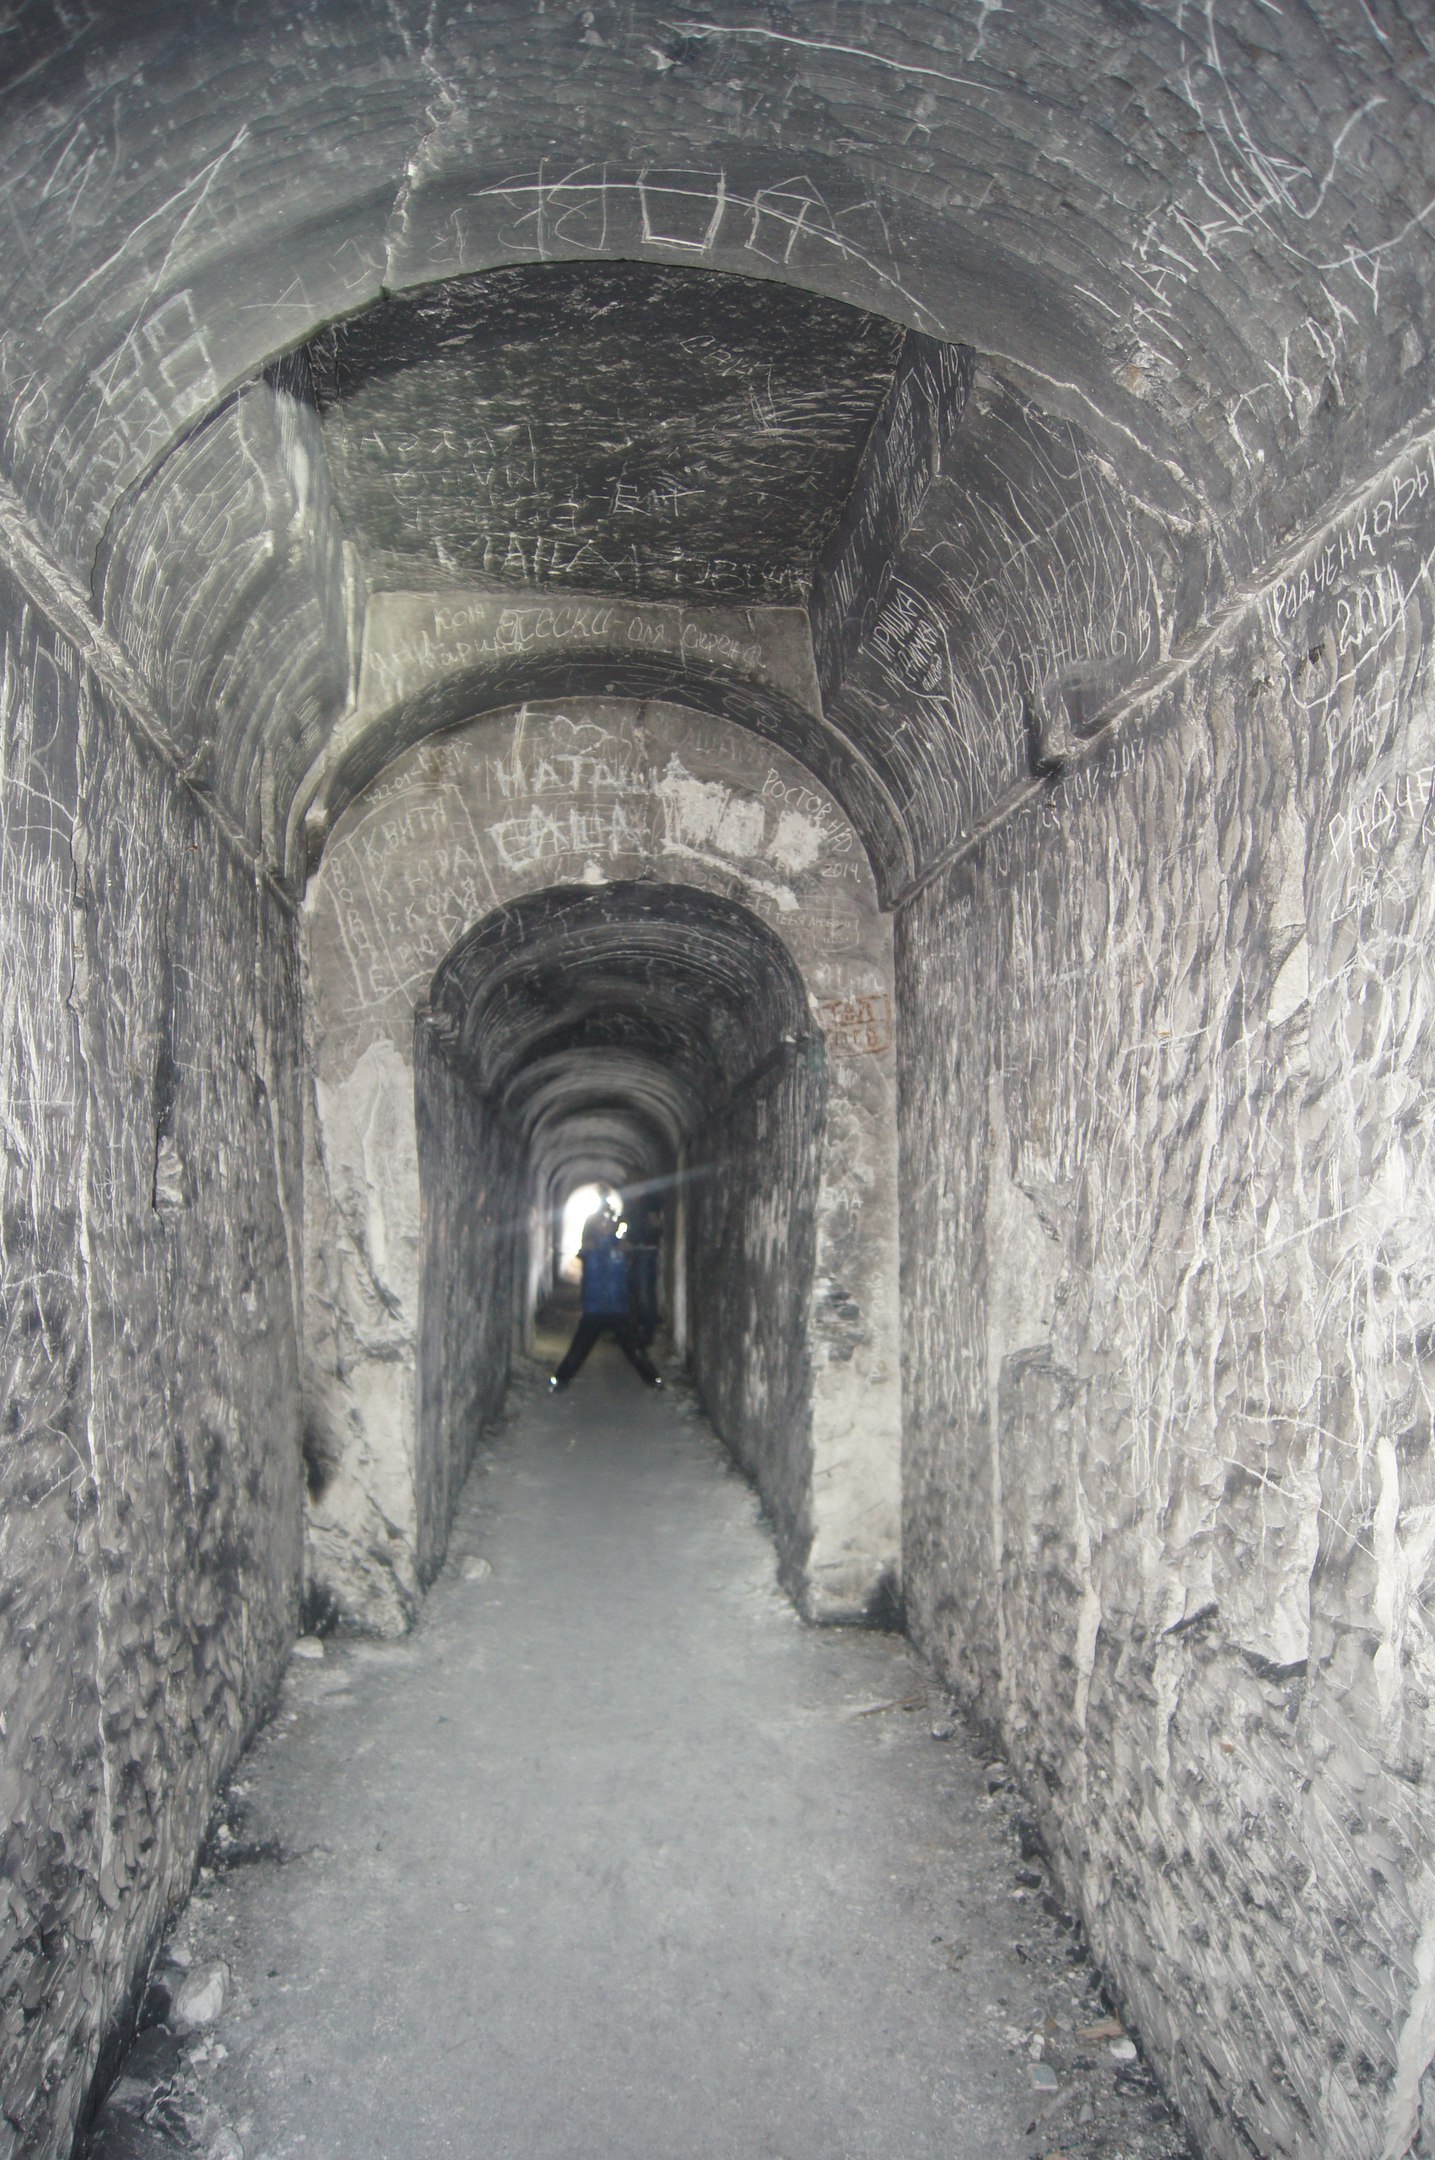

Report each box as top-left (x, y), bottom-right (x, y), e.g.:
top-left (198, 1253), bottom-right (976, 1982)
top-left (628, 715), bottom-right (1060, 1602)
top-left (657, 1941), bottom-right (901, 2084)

top-left (686, 1037), bottom-right (829, 1606)
top-left (414, 1017), bottom-right (523, 1589)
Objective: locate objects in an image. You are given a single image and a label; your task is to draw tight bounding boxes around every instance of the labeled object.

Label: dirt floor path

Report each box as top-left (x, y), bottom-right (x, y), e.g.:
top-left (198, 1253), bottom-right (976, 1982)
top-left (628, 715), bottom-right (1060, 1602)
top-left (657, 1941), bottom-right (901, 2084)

top-left (87, 1354), bottom-right (1190, 2160)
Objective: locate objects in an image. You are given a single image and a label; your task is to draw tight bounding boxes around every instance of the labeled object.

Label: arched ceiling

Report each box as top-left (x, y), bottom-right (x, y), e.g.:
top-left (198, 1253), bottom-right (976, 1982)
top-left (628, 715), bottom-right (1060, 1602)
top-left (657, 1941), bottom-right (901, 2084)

top-left (428, 882), bottom-right (811, 1130)
top-left (428, 881), bottom-right (803, 1313)
top-left (304, 263), bottom-right (905, 604)
top-left (526, 1091), bottom-right (679, 1227)
top-left (2, 2), bottom-right (1431, 893)
top-left (519, 1059), bottom-right (697, 1156)
top-left (529, 1107), bottom-right (667, 1219)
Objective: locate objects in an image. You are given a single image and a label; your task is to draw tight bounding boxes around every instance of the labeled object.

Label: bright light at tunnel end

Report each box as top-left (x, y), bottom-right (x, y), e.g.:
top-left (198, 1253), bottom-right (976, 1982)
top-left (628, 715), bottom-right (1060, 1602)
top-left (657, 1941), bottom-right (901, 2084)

top-left (558, 1181), bottom-right (623, 1279)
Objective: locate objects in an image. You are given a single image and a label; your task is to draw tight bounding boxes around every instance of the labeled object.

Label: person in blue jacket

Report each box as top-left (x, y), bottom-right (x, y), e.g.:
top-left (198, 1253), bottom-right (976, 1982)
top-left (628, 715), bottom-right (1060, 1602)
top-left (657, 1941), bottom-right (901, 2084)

top-left (549, 1206), bottom-right (662, 1389)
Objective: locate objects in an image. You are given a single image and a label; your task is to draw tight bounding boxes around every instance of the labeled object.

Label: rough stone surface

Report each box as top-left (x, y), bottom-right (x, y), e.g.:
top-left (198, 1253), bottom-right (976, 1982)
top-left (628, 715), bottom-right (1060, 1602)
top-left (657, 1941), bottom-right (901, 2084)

top-left (1, 8), bottom-right (1434, 2158)
top-left (412, 1024), bottom-right (521, 1590)
top-left (898, 436), bottom-right (1435, 2160)
top-left (688, 1039), bottom-right (827, 1604)
top-left (307, 263), bottom-right (904, 604)
top-left (301, 1004), bottom-right (521, 1635)
top-left (818, 359), bottom-right (1204, 892)
top-left (94, 365), bottom-right (351, 860)
top-left (167, 1967), bottom-right (226, 2035)
top-left (0, 566), bottom-right (304, 2160)
top-left (6, 3), bottom-right (1429, 895)
top-left (6, 2), bottom-right (1429, 572)
top-left (300, 582), bottom-right (884, 892)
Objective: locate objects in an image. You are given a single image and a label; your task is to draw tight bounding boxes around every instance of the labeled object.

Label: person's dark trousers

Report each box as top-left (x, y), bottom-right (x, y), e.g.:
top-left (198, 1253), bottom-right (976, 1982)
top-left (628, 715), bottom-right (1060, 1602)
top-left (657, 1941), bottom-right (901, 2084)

top-left (553, 1315), bottom-right (660, 1386)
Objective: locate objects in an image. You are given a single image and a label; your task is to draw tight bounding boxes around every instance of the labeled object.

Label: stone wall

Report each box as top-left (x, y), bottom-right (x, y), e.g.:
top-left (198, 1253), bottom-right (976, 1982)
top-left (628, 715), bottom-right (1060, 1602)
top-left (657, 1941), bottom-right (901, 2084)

top-left (414, 1023), bottom-right (521, 1583)
top-left (687, 1045), bottom-right (827, 1606)
top-left (93, 361), bottom-right (350, 863)
top-left (0, 567), bottom-right (304, 2160)
top-left (897, 433), bottom-right (1435, 2160)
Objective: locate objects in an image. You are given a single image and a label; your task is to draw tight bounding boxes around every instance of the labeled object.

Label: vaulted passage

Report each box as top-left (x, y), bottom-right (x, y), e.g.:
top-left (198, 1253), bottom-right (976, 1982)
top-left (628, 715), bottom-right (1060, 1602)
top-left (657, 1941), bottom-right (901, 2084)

top-left (417, 880), bottom-right (840, 1606)
top-left (3, 11), bottom-right (1435, 2160)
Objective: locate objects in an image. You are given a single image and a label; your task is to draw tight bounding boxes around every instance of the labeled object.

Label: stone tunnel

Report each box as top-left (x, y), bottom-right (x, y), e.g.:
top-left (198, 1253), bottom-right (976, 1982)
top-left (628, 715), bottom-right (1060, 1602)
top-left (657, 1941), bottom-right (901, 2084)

top-left (1, 6), bottom-right (1434, 2156)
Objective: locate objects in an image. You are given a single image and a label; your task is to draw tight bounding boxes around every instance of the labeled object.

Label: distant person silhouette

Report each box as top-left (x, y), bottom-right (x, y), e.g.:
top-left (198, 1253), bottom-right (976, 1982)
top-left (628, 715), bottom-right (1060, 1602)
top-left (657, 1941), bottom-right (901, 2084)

top-left (549, 1208), bottom-right (661, 1389)
top-left (624, 1192), bottom-right (663, 1349)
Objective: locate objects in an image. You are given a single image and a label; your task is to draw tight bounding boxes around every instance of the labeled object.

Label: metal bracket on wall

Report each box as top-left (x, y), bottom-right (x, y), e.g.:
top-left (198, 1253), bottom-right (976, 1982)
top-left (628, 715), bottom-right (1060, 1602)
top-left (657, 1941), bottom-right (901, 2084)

top-left (1024, 662), bottom-right (1124, 777)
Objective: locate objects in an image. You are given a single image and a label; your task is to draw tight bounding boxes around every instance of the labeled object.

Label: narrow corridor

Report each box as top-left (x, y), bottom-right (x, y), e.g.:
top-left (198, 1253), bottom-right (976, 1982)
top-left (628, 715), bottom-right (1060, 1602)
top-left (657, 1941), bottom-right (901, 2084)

top-left (91, 1360), bottom-right (1185, 2160)
top-left (6, 15), bottom-right (1435, 2155)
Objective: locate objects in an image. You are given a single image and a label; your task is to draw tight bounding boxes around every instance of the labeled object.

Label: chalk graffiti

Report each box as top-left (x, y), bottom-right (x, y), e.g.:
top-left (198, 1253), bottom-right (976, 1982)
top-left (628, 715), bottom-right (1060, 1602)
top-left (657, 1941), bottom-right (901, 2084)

top-left (657, 755), bottom-right (765, 859)
top-left (865, 573), bottom-right (1013, 816)
top-left (359, 595), bottom-right (779, 715)
top-left (458, 161), bottom-right (938, 330)
top-left (312, 708), bottom-right (882, 1060)
top-left (679, 619), bottom-right (764, 671)
top-left (1271, 447), bottom-right (1435, 639)
top-left (1269, 434), bottom-right (1435, 794)
top-left (487, 716), bottom-right (643, 803)
top-left (326, 782), bottom-right (498, 1013)
top-left (488, 796), bottom-right (652, 874)
top-left (1329, 763), bottom-right (1435, 863)
top-left (1038, 738), bottom-right (1148, 830)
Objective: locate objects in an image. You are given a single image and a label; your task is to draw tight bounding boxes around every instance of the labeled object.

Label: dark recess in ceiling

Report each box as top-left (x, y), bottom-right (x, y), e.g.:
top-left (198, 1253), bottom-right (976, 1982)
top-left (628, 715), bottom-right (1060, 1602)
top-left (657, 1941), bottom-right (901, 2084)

top-left (305, 263), bottom-right (906, 606)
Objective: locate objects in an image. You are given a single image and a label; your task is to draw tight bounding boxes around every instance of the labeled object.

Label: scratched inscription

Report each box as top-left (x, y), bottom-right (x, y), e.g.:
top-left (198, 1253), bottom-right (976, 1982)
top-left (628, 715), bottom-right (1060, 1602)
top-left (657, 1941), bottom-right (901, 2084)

top-left (818, 991), bottom-right (893, 1056)
top-left (359, 593), bottom-right (777, 715)
top-left (315, 706), bottom-right (880, 1052)
top-left (445, 162), bottom-right (939, 332)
